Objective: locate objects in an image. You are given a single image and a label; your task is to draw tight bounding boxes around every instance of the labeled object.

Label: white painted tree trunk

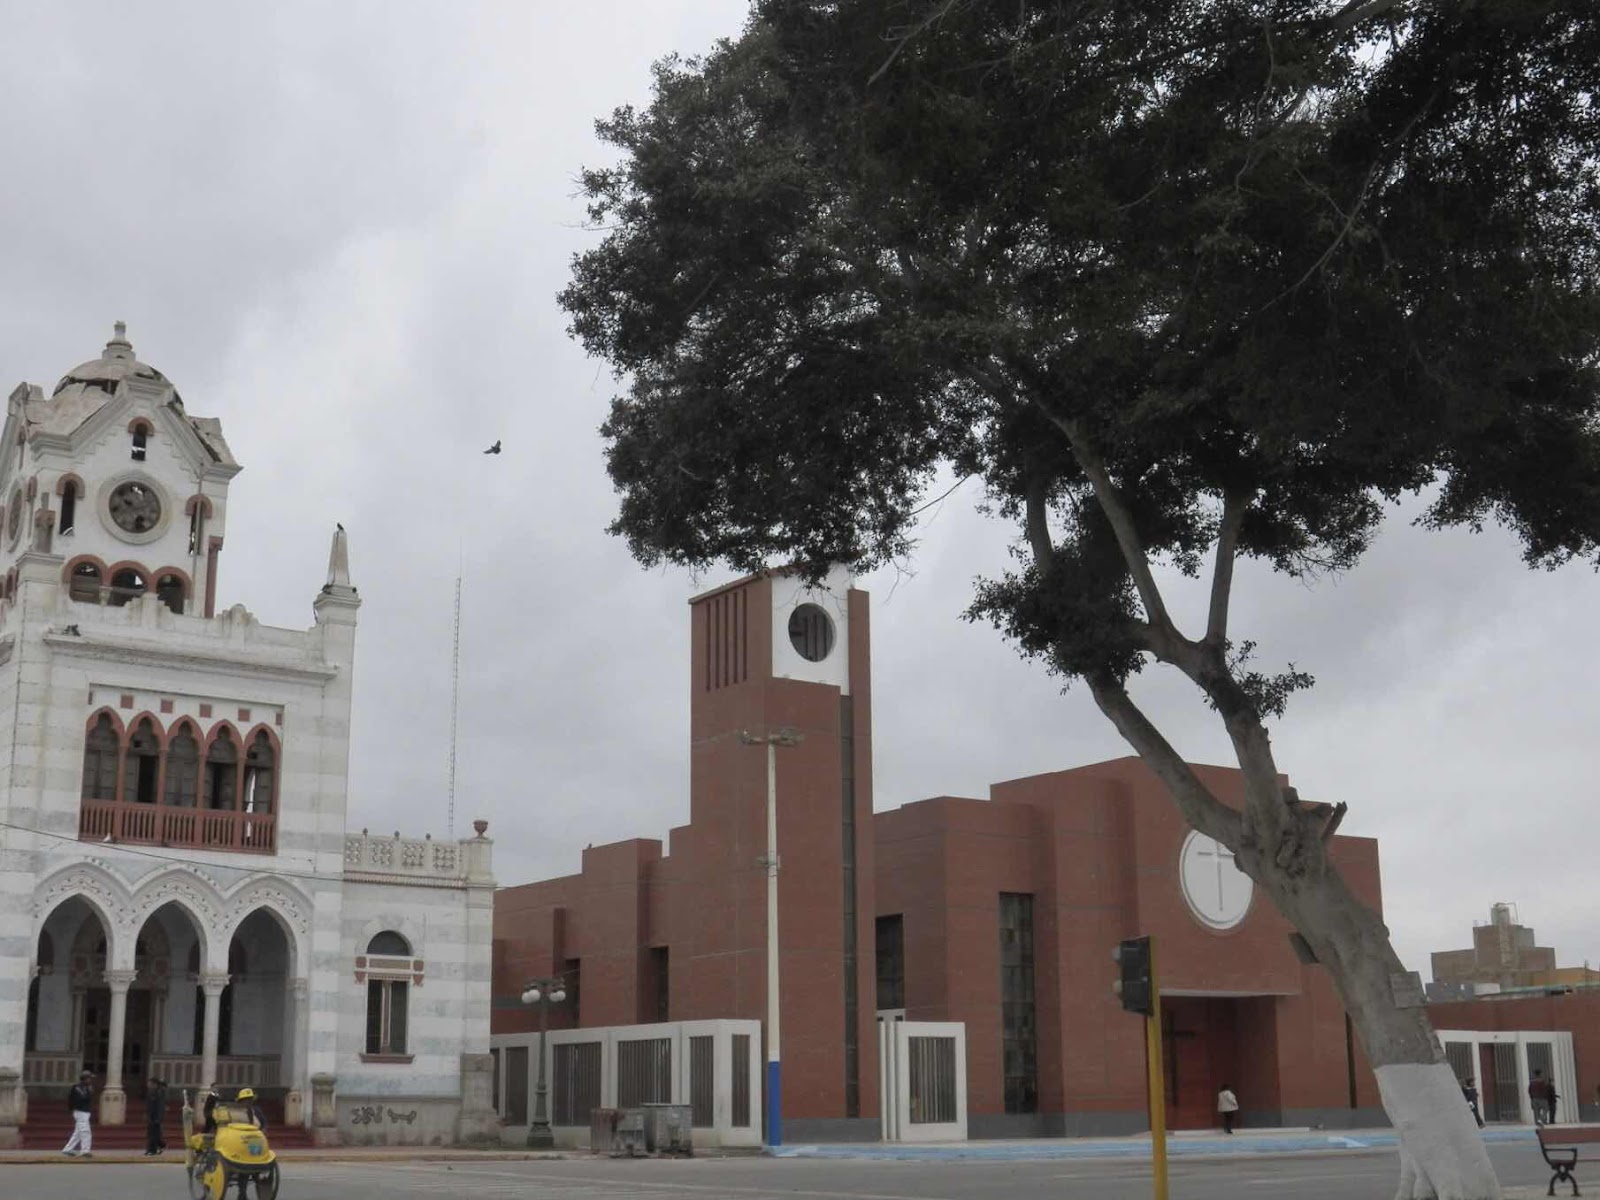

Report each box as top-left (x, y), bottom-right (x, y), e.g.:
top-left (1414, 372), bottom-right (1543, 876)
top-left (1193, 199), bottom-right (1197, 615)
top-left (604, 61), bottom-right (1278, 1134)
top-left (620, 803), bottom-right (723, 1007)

top-left (1378, 1063), bottom-right (1504, 1200)
top-left (1242, 776), bottom-right (1504, 1200)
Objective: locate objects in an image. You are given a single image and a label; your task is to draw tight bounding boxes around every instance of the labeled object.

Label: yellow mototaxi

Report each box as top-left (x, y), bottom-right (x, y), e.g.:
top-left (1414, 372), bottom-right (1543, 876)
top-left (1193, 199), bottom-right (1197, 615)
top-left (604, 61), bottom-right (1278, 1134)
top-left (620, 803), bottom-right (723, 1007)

top-left (182, 1090), bottom-right (280, 1200)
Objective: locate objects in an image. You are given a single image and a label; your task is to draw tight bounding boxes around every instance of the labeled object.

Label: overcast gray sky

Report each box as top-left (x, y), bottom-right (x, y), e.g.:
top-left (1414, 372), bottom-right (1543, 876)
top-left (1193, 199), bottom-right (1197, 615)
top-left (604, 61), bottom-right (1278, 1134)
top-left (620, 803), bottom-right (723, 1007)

top-left (2, 1), bottom-right (1594, 982)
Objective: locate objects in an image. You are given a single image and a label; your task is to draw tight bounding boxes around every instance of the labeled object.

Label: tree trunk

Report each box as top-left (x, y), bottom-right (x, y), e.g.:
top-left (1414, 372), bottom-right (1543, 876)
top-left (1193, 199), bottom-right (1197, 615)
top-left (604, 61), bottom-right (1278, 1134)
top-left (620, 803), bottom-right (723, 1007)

top-left (1241, 801), bottom-right (1502, 1200)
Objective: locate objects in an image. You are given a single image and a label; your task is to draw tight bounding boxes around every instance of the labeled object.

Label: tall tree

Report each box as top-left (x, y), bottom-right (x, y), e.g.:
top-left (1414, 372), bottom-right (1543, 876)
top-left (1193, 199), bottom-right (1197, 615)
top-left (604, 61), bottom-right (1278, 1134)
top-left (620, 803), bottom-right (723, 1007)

top-left (561, 3), bottom-right (1600, 1196)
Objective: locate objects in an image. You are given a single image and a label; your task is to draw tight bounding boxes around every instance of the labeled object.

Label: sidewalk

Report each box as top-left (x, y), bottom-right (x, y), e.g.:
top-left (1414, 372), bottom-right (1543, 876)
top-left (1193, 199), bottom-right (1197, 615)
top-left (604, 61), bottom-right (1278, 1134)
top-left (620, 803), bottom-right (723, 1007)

top-left (769, 1125), bottom-right (1537, 1162)
top-left (0, 1125), bottom-right (1538, 1167)
top-left (0, 1147), bottom-right (574, 1167)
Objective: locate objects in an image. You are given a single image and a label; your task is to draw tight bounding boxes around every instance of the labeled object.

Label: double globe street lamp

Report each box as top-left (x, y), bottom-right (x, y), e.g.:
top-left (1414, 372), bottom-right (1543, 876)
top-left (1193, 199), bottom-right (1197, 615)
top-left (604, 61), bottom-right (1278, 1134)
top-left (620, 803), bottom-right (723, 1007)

top-left (521, 976), bottom-right (568, 1148)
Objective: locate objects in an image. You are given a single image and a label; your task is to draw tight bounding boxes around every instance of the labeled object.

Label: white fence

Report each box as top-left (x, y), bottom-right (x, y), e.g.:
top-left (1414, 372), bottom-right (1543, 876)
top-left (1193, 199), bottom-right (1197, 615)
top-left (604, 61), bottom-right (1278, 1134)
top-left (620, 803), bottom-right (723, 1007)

top-left (1440, 1029), bottom-right (1577, 1125)
top-left (489, 1019), bottom-right (763, 1149)
top-left (878, 1016), bottom-right (967, 1142)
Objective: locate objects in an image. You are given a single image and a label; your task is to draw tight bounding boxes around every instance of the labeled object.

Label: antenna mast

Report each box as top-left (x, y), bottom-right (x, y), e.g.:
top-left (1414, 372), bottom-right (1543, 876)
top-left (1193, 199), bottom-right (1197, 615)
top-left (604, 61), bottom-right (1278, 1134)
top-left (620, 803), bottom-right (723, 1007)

top-left (447, 573), bottom-right (462, 838)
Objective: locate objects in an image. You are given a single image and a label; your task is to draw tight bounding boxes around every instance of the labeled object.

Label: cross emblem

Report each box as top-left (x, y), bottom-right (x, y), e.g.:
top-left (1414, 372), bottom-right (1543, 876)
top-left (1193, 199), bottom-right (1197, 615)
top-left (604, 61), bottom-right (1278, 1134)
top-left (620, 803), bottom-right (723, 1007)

top-left (1194, 839), bottom-right (1237, 910)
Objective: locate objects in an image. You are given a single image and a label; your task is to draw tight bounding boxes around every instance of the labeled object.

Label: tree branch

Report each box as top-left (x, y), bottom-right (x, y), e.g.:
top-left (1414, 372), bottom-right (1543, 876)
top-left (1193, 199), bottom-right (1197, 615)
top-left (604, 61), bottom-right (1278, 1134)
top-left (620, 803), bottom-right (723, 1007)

top-left (1206, 493), bottom-right (1248, 644)
top-left (1023, 476), bottom-right (1054, 564)
top-left (1323, 0), bottom-right (1407, 41)
top-left (1088, 678), bottom-right (1244, 848)
top-left (1037, 407), bottom-right (1176, 635)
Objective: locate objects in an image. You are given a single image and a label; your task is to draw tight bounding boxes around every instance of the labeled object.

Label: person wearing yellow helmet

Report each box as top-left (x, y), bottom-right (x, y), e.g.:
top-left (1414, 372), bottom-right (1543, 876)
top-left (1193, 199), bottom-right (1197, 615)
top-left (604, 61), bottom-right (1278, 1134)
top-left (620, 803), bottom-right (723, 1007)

top-left (234, 1088), bottom-right (266, 1131)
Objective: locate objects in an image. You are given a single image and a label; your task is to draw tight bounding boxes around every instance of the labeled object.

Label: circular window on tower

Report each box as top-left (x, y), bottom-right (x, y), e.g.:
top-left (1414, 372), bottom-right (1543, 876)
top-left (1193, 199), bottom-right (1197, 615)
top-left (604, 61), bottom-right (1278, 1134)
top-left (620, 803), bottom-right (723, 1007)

top-left (787, 603), bottom-right (836, 662)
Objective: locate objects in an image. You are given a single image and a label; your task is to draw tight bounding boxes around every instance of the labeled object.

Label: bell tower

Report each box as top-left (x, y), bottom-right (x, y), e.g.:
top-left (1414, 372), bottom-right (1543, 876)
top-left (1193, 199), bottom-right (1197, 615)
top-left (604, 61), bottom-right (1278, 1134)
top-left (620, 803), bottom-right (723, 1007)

top-left (681, 566), bottom-right (879, 1134)
top-left (0, 322), bottom-right (240, 616)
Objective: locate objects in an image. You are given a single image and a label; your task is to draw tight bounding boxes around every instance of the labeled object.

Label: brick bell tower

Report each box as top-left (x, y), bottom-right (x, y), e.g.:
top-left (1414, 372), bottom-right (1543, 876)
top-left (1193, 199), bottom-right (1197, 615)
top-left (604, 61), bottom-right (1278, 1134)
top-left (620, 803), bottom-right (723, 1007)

top-left (680, 566), bottom-right (878, 1137)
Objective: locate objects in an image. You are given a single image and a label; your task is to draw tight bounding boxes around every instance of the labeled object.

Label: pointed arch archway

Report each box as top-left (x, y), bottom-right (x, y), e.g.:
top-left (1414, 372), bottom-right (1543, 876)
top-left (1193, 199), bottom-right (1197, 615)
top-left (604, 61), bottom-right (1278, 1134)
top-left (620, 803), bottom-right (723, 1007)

top-left (25, 896), bottom-right (114, 1091)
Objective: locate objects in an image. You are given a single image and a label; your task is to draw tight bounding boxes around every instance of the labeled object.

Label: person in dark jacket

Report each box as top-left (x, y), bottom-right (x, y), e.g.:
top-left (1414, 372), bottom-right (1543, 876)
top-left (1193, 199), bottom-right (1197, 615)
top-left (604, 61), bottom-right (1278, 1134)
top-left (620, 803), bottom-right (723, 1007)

top-left (144, 1077), bottom-right (169, 1155)
top-left (1462, 1077), bottom-right (1484, 1128)
top-left (62, 1070), bottom-right (94, 1157)
top-left (1531, 1070), bottom-right (1551, 1125)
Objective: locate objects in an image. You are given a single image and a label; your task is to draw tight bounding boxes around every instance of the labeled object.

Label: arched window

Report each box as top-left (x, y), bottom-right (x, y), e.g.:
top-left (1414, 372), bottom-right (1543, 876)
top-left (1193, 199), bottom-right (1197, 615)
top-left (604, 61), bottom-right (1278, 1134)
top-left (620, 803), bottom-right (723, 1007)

top-left (69, 562), bottom-right (101, 603)
top-left (367, 931), bottom-right (411, 956)
top-left (364, 931), bottom-right (411, 1058)
top-left (155, 573), bottom-right (185, 615)
top-left (108, 568), bottom-right (146, 607)
top-left (164, 724), bottom-right (200, 808)
top-left (82, 714), bottom-right (120, 801)
top-left (122, 717), bottom-right (160, 805)
top-left (59, 486), bottom-right (77, 534)
top-left (205, 728), bottom-right (238, 810)
top-left (131, 428), bottom-right (149, 462)
top-left (243, 732), bottom-right (276, 814)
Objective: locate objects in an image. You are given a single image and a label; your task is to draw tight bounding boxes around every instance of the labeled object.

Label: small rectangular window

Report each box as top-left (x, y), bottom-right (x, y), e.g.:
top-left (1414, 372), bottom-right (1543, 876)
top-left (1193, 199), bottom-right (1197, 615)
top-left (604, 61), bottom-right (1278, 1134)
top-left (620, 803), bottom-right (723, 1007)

top-left (876, 915), bottom-right (905, 1011)
top-left (365, 979), bottom-right (409, 1055)
top-left (132, 430), bottom-right (148, 462)
top-left (59, 489), bottom-right (76, 535)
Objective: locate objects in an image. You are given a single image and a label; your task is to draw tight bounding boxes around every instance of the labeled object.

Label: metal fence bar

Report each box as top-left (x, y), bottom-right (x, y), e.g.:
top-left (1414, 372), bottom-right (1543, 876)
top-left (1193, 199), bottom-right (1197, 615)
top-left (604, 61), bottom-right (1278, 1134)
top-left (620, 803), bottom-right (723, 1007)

top-left (907, 1035), bottom-right (957, 1124)
top-left (689, 1036), bottom-right (714, 1127)
top-left (731, 1034), bottom-right (751, 1128)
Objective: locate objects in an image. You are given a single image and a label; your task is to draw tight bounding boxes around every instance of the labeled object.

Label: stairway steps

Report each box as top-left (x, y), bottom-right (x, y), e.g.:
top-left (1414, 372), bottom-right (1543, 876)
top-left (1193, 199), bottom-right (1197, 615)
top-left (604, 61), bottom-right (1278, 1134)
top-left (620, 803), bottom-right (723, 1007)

top-left (17, 1118), bottom-right (317, 1151)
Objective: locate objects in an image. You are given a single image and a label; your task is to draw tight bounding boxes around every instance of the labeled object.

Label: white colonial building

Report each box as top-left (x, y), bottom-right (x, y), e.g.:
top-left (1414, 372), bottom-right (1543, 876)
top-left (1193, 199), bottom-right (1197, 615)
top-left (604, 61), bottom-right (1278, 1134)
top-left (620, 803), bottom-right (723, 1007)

top-left (0, 325), bottom-right (497, 1147)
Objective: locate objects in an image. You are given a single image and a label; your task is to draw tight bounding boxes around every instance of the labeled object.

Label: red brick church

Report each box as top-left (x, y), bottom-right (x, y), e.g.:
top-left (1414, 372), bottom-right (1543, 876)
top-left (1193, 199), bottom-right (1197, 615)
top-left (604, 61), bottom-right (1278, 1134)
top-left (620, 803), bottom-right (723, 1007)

top-left (491, 570), bottom-right (1389, 1139)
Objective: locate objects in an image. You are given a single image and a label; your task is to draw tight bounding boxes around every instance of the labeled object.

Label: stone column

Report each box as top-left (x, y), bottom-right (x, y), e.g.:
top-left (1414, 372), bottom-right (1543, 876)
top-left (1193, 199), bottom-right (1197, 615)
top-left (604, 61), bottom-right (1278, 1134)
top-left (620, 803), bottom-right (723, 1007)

top-left (310, 1073), bottom-right (338, 1147)
top-left (455, 1054), bottom-right (500, 1146)
top-left (199, 972), bottom-right (230, 1092)
top-left (283, 978), bottom-right (309, 1126)
top-left (0, 1066), bottom-right (22, 1149)
top-left (99, 969), bottom-right (138, 1125)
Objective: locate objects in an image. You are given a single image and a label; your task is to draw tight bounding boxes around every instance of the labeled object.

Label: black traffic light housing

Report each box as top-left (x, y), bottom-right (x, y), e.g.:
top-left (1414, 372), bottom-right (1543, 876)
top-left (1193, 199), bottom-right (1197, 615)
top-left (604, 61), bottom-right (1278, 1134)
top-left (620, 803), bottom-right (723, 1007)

top-left (1112, 936), bottom-right (1153, 1016)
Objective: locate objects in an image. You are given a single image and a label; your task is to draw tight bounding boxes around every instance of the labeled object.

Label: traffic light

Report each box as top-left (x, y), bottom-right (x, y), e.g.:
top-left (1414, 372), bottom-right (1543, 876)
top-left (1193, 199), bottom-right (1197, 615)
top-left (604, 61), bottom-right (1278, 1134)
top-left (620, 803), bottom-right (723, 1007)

top-left (1112, 936), bottom-right (1153, 1016)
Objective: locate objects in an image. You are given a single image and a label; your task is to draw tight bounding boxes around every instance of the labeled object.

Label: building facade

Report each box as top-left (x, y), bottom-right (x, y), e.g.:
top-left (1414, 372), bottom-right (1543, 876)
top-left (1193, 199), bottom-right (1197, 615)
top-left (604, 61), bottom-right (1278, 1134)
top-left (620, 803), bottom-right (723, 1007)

top-left (1431, 903), bottom-right (1600, 995)
top-left (492, 570), bottom-right (1389, 1139)
top-left (0, 326), bottom-right (496, 1147)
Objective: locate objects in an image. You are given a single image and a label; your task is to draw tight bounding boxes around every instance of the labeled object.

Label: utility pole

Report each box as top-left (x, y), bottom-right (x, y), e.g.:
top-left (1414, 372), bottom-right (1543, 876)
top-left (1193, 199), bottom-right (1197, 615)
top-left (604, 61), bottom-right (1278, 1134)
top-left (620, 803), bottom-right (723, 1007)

top-left (740, 727), bottom-right (802, 1148)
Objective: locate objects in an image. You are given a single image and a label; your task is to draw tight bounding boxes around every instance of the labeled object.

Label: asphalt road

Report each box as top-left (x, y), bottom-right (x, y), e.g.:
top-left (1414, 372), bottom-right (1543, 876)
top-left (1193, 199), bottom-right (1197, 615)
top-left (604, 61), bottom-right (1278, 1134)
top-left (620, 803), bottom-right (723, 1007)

top-left (0, 1142), bottom-right (1557, 1200)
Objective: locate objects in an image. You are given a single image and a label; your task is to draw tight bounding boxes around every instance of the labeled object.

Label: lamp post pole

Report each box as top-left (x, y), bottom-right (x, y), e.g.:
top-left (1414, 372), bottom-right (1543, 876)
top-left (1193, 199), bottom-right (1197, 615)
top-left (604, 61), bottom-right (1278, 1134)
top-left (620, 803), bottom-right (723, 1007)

top-left (521, 976), bottom-right (567, 1149)
top-left (740, 727), bottom-right (801, 1149)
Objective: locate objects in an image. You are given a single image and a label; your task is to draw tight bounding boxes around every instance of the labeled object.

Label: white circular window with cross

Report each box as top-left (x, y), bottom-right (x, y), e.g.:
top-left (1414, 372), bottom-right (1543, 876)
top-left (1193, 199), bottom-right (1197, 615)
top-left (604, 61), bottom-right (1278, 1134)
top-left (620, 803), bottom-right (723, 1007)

top-left (1178, 830), bottom-right (1253, 931)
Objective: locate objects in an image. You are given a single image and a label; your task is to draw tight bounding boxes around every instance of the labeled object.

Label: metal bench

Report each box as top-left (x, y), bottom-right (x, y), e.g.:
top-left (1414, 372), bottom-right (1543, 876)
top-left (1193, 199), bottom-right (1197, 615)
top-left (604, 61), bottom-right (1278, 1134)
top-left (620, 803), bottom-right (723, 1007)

top-left (1538, 1125), bottom-right (1600, 1196)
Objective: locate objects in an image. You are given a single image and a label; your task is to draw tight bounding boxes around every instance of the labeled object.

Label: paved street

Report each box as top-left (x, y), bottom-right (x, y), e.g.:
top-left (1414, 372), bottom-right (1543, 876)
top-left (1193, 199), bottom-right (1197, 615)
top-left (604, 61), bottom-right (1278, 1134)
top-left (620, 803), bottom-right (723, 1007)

top-left (0, 1142), bottom-right (1559, 1200)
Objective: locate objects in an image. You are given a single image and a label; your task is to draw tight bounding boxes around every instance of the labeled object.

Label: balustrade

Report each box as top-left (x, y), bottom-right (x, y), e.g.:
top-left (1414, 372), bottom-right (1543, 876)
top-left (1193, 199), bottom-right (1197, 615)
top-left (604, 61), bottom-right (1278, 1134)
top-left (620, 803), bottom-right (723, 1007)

top-left (77, 799), bottom-right (276, 855)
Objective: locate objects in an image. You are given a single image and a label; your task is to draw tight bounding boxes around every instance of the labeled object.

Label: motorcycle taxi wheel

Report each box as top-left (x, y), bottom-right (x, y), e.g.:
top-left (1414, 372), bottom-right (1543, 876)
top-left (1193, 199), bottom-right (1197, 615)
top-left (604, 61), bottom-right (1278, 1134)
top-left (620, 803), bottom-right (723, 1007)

top-left (187, 1152), bottom-right (213, 1200)
top-left (253, 1162), bottom-right (280, 1200)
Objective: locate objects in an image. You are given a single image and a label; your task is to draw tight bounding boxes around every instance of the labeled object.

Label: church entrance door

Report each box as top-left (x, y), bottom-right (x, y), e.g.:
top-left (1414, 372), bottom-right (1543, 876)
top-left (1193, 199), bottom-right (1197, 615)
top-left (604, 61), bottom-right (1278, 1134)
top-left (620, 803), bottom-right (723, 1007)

top-left (1160, 996), bottom-right (1240, 1130)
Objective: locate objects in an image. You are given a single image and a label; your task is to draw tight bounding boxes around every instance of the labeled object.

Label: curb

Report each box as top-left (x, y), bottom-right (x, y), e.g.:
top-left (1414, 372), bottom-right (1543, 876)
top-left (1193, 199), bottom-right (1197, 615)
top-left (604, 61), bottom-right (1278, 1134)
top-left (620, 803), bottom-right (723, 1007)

top-left (767, 1127), bottom-right (1534, 1162)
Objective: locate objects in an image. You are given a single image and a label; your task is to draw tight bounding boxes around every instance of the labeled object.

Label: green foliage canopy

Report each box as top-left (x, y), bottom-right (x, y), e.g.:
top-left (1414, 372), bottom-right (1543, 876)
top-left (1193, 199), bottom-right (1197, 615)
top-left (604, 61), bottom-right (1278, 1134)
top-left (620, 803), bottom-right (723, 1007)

top-left (562, 0), bottom-right (1600, 707)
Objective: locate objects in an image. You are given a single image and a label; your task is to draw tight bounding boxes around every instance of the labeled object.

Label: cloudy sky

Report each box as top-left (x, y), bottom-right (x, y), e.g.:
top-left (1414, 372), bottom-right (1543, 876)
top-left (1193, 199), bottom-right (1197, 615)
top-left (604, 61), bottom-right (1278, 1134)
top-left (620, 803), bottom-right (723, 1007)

top-left (2, 2), bottom-right (1594, 981)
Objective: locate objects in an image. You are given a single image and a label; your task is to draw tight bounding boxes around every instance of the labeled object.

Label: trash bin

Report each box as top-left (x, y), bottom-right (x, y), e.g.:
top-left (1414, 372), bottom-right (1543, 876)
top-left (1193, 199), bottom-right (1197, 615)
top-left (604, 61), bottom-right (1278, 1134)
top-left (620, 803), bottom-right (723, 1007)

top-left (641, 1103), bottom-right (693, 1156)
top-left (615, 1108), bottom-right (646, 1156)
top-left (589, 1107), bottom-right (621, 1153)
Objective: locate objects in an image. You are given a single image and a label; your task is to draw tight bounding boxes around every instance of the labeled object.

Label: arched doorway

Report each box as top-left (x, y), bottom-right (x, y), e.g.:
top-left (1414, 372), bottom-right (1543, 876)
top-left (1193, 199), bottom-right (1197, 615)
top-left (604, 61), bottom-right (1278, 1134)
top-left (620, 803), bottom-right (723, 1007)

top-left (24, 897), bottom-right (113, 1094)
top-left (131, 903), bottom-right (205, 1097)
top-left (208, 909), bottom-right (295, 1100)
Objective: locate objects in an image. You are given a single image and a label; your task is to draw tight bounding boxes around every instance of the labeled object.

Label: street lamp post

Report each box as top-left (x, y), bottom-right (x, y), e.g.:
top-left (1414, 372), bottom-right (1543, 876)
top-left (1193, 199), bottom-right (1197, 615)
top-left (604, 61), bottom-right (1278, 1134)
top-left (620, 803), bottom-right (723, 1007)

top-left (521, 976), bottom-right (567, 1148)
top-left (739, 727), bottom-right (802, 1149)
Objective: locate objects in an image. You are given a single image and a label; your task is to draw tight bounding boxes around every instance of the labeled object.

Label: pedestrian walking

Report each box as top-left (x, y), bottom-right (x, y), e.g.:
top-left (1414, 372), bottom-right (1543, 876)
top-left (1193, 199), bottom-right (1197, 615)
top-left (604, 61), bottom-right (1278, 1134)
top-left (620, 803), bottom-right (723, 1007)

top-left (144, 1076), bottom-right (169, 1155)
top-left (1462, 1076), bottom-right (1484, 1128)
top-left (1548, 1079), bottom-right (1561, 1125)
top-left (1530, 1069), bottom-right (1551, 1125)
top-left (1217, 1083), bottom-right (1239, 1134)
top-left (62, 1070), bottom-right (94, 1157)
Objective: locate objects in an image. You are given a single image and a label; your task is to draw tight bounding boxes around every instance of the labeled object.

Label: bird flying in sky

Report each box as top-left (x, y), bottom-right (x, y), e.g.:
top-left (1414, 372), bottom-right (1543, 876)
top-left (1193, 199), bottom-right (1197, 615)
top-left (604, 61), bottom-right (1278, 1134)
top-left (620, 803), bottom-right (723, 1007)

top-left (484, 440), bottom-right (502, 455)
